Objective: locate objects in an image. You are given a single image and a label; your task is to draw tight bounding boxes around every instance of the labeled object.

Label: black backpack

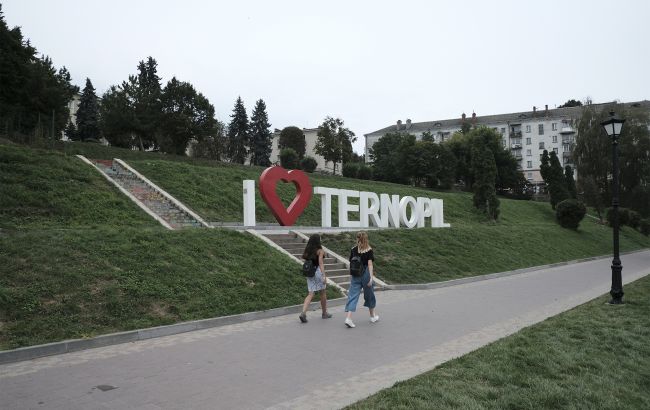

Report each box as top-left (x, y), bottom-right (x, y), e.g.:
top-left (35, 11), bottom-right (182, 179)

top-left (302, 259), bottom-right (317, 277)
top-left (349, 254), bottom-right (363, 277)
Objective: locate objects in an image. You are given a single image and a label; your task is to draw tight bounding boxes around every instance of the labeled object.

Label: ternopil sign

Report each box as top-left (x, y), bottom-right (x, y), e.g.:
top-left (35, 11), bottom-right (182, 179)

top-left (242, 166), bottom-right (450, 229)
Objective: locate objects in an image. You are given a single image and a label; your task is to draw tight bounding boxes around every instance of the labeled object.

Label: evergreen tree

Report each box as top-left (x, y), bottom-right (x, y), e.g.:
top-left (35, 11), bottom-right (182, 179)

top-left (315, 116), bottom-right (356, 175)
top-left (249, 99), bottom-right (272, 166)
top-left (100, 82), bottom-right (137, 148)
top-left (64, 121), bottom-right (77, 141)
top-left (471, 144), bottom-right (500, 220)
top-left (278, 126), bottom-right (306, 159)
top-left (548, 151), bottom-right (570, 209)
top-left (565, 165), bottom-right (577, 199)
top-left (227, 96), bottom-right (249, 164)
top-left (134, 57), bottom-right (162, 150)
top-left (540, 150), bottom-right (551, 182)
top-left (76, 78), bottom-right (100, 141)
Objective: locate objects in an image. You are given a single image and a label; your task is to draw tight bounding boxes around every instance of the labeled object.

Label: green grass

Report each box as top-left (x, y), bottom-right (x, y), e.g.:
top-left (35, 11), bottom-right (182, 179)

top-left (0, 143), bottom-right (340, 349)
top-left (347, 274), bottom-right (650, 410)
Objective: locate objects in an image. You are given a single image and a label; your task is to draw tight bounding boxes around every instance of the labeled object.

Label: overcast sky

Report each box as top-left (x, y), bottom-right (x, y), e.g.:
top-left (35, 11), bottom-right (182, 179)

top-left (4, 0), bottom-right (650, 153)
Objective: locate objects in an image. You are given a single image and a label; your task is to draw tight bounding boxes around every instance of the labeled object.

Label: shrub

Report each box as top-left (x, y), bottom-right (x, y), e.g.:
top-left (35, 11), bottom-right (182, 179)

top-left (342, 162), bottom-right (360, 178)
top-left (640, 219), bottom-right (650, 236)
top-left (299, 156), bottom-right (317, 173)
top-left (556, 199), bottom-right (587, 230)
top-left (606, 207), bottom-right (630, 227)
top-left (279, 148), bottom-right (299, 169)
top-left (357, 165), bottom-right (373, 180)
top-left (628, 210), bottom-right (641, 229)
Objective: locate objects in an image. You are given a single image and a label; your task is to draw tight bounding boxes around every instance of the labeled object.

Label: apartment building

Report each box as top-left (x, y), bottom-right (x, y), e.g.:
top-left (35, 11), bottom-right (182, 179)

top-left (269, 128), bottom-right (341, 174)
top-left (364, 101), bottom-right (649, 184)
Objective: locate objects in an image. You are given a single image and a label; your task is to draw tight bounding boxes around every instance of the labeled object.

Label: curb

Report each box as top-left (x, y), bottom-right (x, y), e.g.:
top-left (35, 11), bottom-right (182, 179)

top-left (387, 249), bottom-right (647, 291)
top-left (0, 298), bottom-right (347, 365)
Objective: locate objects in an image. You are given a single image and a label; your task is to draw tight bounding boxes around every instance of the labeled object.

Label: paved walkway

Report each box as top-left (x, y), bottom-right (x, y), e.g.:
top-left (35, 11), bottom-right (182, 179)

top-left (2, 250), bottom-right (649, 410)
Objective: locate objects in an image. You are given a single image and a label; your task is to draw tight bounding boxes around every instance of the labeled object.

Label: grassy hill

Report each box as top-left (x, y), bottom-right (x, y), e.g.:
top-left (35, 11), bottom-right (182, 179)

top-left (1, 142), bottom-right (648, 349)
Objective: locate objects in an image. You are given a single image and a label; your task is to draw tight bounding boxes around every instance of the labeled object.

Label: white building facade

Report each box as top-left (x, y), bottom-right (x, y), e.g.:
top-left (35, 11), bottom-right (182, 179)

top-left (270, 128), bottom-right (342, 174)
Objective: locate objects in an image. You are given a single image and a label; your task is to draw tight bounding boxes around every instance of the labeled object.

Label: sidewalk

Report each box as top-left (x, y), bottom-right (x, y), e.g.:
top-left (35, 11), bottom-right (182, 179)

top-left (2, 250), bottom-right (649, 410)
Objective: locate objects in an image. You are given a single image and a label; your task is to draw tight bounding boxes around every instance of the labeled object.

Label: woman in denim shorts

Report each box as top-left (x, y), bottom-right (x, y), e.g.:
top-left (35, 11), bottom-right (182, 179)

top-left (344, 231), bottom-right (378, 328)
top-left (299, 234), bottom-right (332, 323)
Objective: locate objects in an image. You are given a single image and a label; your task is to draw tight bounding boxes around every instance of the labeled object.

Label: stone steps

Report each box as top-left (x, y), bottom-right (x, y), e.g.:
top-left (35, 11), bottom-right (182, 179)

top-left (91, 158), bottom-right (205, 230)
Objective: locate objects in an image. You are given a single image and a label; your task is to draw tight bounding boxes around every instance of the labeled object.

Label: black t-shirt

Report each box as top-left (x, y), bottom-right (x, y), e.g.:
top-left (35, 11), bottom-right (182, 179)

top-left (350, 246), bottom-right (374, 267)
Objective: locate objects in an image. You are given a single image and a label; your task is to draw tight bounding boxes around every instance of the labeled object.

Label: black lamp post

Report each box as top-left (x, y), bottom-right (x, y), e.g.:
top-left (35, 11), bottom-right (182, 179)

top-left (600, 111), bottom-right (626, 304)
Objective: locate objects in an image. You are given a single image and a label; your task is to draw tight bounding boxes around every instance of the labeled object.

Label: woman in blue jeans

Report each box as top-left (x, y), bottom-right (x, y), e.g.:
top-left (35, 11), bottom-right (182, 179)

top-left (344, 231), bottom-right (378, 328)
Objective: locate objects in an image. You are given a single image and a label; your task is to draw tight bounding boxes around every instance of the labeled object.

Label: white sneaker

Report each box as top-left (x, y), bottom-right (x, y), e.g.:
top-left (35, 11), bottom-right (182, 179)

top-left (370, 315), bottom-right (380, 323)
top-left (344, 318), bottom-right (356, 328)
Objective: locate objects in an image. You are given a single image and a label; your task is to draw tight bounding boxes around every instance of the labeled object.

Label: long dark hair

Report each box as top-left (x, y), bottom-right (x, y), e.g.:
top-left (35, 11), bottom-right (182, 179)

top-left (302, 234), bottom-right (322, 260)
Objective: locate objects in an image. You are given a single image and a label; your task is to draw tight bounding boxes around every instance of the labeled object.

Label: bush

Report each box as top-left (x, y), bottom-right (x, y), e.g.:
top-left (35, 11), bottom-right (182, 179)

top-left (628, 210), bottom-right (641, 229)
top-left (357, 165), bottom-right (373, 180)
top-left (556, 199), bottom-right (587, 230)
top-left (279, 148), bottom-right (299, 169)
top-left (342, 162), bottom-right (360, 178)
top-left (300, 156), bottom-right (317, 173)
top-left (606, 207), bottom-right (630, 227)
top-left (640, 219), bottom-right (650, 236)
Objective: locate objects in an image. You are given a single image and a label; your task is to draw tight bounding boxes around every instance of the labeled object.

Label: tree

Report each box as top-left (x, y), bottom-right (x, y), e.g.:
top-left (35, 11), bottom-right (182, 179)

top-left (370, 132), bottom-right (408, 183)
top-left (134, 57), bottom-right (162, 150)
top-left (540, 150), bottom-right (551, 182)
top-left (64, 121), bottom-right (77, 140)
top-left (279, 126), bottom-right (306, 159)
top-left (558, 99), bottom-right (583, 108)
top-left (158, 77), bottom-right (218, 155)
top-left (279, 148), bottom-right (299, 169)
top-left (227, 96), bottom-right (249, 164)
top-left (565, 165), bottom-right (577, 199)
top-left (248, 99), bottom-right (272, 166)
top-left (547, 151), bottom-right (570, 209)
top-left (421, 131), bottom-right (434, 142)
top-left (191, 122), bottom-right (226, 161)
top-left (100, 82), bottom-right (137, 148)
top-left (0, 6), bottom-right (77, 140)
top-left (76, 78), bottom-right (100, 141)
top-left (580, 175), bottom-right (604, 222)
top-left (471, 143), bottom-right (500, 220)
top-left (314, 116), bottom-right (356, 175)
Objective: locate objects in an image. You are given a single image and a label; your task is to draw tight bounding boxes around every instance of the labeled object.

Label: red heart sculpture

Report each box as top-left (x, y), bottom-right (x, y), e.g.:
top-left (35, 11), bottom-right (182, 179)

top-left (259, 166), bottom-right (313, 226)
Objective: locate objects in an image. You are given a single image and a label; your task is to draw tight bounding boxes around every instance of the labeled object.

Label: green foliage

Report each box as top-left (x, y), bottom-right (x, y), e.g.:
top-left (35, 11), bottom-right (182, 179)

top-left (0, 7), bottom-right (77, 140)
top-left (76, 78), bottom-right (101, 141)
top-left (546, 151), bottom-right (570, 209)
top-left (64, 121), bottom-right (77, 141)
top-left (565, 165), bottom-right (577, 198)
top-left (278, 126), bottom-right (306, 159)
top-left (580, 175), bottom-right (604, 222)
top-left (471, 143), bottom-right (499, 220)
top-left (249, 99), bottom-right (272, 166)
top-left (99, 82), bottom-right (138, 148)
top-left (158, 77), bottom-right (218, 155)
top-left (628, 210), bottom-right (641, 229)
top-left (357, 164), bottom-right (373, 180)
top-left (299, 156), bottom-right (317, 173)
top-left (279, 148), bottom-right (299, 169)
top-left (540, 150), bottom-right (551, 182)
top-left (640, 219), bottom-right (650, 236)
top-left (555, 199), bottom-right (586, 230)
top-left (421, 131), bottom-right (434, 142)
top-left (342, 162), bottom-right (360, 178)
top-left (349, 275), bottom-right (650, 409)
top-left (315, 117), bottom-right (355, 175)
top-left (370, 132), bottom-right (409, 183)
top-left (190, 124), bottom-right (226, 161)
top-left (226, 96), bottom-right (249, 164)
top-left (133, 57), bottom-right (162, 149)
top-left (558, 98), bottom-right (583, 108)
top-left (606, 207), bottom-right (630, 227)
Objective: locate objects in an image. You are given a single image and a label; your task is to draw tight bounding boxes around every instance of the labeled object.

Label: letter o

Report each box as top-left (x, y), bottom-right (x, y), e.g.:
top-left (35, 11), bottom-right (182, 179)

top-left (399, 196), bottom-right (418, 228)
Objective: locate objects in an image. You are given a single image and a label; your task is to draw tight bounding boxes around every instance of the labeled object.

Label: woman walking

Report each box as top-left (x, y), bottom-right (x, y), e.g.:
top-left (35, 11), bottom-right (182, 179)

top-left (299, 234), bottom-right (332, 323)
top-left (344, 231), bottom-right (378, 328)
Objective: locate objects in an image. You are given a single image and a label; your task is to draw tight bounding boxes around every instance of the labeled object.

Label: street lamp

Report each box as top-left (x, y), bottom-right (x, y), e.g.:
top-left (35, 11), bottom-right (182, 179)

top-left (600, 111), bottom-right (626, 304)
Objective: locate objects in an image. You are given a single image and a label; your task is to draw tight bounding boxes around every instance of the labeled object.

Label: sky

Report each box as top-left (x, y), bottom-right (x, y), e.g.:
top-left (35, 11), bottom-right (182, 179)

top-left (3, 0), bottom-right (650, 154)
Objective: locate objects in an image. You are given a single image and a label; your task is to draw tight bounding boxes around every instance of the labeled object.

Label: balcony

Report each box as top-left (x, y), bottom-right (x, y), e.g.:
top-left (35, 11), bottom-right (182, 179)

top-left (514, 153), bottom-right (523, 160)
top-left (563, 151), bottom-right (573, 164)
top-left (511, 143), bottom-right (522, 149)
top-left (510, 131), bottom-right (522, 138)
top-left (560, 126), bottom-right (575, 134)
top-left (562, 136), bottom-right (575, 144)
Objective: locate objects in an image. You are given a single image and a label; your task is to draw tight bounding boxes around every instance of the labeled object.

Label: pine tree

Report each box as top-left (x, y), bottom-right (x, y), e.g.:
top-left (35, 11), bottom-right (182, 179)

top-left (134, 57), bottom-right (162, 150)
top-left (548, 151), bottom-right (569, 209)
top-left (227, 97), bottom-right (249, 164)
top-left (540, 150), bottom-right (551, 182)
top-left (248, 99), bottom-right (272, 166)
top-left (565, 165), bottom-right (577, 199)
top-left (76, 78), bottom-right (100, 141)
top-left (471, 145), bottom-right (500, 220)
top-left (64, 121), bottom-right (77, 141)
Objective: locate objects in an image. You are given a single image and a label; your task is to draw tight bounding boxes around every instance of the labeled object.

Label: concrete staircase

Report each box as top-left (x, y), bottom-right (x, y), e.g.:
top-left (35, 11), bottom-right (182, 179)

top-left (91, 159), bottom-right (206, 230)
top-left (261, 232), bottom-right (387, 293)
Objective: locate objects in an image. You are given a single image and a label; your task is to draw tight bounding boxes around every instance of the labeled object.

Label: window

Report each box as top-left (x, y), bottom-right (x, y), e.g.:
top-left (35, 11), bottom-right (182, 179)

top-left (539, 142), bottom-right (545, 149)
top-left (501, 127), bottom-right (506, 134)
top-left (526, 125), bottom-right (531, 133)
top-left (553, 147), bottom-right (558, 154)
top-left (552, 135), bottom-right (557, 143)
top-left (502, 140), bottom-right (507, 147)
top-left (552, 123), bottom-right (557, 131)
top-left (527, 161), bottom-right (532, 168)
top-left (526, 138), bottom-right (531, 145)
top-left (527, 172), bottom-right (533, 179)
top-left (526, 149), bottom-right (532, 156)
top-left (538, 124), bottom-right (544, 135)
